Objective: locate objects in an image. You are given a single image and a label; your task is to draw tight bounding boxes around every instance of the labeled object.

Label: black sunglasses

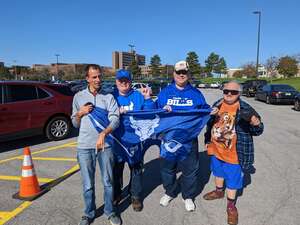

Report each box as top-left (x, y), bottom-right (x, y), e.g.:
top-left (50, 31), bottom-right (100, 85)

top-left (175, 70), bottom-right (188, 75)
top-left (223, 89), bottom-right (240, 95)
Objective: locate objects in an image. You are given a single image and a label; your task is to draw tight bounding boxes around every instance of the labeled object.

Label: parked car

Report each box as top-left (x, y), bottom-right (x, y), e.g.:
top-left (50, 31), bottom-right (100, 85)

top-left (294, 93), bottom-right (300, 111)
top-left (132, 82), bottom-right (151, 93)
top-left (209, 82), bottom-right (220, 89)
top-left (255, 84), bottom-right (298, 104)
top-left (0, 81), bottom-right (74, 142)
top-left (242, 79), bottom-right (268, 97)
top-left (198, 83), bottom-right (209, 88)
top-left (148, 82), bottom-right (169, 96)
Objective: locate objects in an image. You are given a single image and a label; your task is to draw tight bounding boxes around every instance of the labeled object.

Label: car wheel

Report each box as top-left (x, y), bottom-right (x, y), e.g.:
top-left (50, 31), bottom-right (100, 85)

top-left (266, 96), bottom-right (271, 104)
top-left (45, 116), bottom-right (71, 141)
top-left (295, 99), bottom-right (300, 111)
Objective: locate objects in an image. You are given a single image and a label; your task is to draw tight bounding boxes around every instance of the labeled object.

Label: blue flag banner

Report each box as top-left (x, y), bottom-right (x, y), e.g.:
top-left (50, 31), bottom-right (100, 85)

top-left (88, 107), bottom-right (211, 164)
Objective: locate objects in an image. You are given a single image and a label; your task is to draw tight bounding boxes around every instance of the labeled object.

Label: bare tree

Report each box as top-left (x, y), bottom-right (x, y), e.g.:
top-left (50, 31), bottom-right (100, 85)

top-left (265, 56), bottom-right (278, 82)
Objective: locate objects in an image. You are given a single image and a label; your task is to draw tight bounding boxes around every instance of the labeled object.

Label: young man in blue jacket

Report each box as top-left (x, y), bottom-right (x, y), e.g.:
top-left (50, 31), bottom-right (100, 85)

top-left (156, 60), bottom-right (210, 211)
top-left (112, 69), bottom-right (154, 211)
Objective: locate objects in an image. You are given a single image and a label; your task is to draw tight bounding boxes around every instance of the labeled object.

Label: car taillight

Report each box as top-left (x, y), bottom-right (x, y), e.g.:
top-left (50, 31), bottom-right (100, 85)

top-left (271, 91), bottom-right (279, 97)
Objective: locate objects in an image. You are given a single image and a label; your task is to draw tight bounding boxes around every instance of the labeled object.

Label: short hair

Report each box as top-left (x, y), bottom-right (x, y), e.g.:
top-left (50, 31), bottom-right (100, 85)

top-left (224, 80), bottom-right (242, 92)
top-left (85, 64), bottom-right (101, 77)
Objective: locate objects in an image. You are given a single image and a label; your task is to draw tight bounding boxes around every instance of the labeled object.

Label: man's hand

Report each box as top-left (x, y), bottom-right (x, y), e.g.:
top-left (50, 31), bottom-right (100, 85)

top-left (210, 107), bottom-right (219, 115)
top-left (119, 107), bottom-right (127, 114)
top-left (78, 104), bottom-right (93, 118)
top-left (96, 131), bottom-right (106, 151)
top-left (141, 87), bottom-right (151, 99)
top-left (250, 115), bottom-right (260, 126)
top-left (163, 105), bottom-right (172, 112)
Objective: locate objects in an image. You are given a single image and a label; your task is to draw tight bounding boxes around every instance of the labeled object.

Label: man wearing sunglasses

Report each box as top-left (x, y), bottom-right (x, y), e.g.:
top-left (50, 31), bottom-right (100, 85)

top-left (156, 60), bottom-right (210, 212)
top-left (204, 81), bottom-right (264, 225)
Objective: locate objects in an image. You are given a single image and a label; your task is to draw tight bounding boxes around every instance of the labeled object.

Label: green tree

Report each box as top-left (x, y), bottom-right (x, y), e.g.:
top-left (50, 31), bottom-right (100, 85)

top-left (150, 54), bottom-right (161, 78)
top-left (205, 52), bottom-right (220, 76)
top-left (214, 57), bottom-right (227, 77)
top-left (277, 56), bottom-right (298, 78)
top-left (128, 58), bottom-right (141, 80)
top-left (0, 67), bottom-right (13, 80)
top-left (186, 51), bottom-right (201, 79)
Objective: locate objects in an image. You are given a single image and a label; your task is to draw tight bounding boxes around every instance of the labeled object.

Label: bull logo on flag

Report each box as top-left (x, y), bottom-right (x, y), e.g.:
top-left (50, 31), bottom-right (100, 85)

top-left (129, 115), bottom-right (160, 141)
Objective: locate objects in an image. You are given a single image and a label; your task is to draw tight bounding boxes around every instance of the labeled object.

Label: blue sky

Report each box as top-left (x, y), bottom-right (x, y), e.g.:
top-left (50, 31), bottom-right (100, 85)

top-left (0, 0), bottom-right (299, 68)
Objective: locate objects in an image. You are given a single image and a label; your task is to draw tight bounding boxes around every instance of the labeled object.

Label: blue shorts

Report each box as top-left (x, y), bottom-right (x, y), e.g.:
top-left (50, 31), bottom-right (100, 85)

top-left (210, 156), bottom-right (243, 190)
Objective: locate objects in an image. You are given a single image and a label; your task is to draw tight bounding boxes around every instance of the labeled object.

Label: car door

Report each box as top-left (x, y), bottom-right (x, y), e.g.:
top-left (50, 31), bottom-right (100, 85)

top-left (0, 84), bottom-right (37, 136)
top-left (29, 86), bottom-right (56, 129)
top-left (256, 86), bottom-right (263, 100)
top-left (262, 85), bottom-right (269, 101)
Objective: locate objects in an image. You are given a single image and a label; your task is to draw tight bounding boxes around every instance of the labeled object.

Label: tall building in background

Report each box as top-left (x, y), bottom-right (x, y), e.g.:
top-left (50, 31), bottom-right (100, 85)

top-left (112, 50), bottom-right (145, 70)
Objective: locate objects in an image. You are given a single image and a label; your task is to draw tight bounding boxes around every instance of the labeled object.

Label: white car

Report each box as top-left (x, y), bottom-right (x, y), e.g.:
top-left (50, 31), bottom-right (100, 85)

top-left (132, 82), bottom-right (151, 93)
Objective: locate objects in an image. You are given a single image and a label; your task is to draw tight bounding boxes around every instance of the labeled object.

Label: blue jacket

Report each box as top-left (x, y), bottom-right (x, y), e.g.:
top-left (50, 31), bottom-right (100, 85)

top-left (204, 98), bottom-right (264, 171)
top-left (157, 82), bottom-right (210, 110)
top-left (113, 89), bottom-right (155, 111)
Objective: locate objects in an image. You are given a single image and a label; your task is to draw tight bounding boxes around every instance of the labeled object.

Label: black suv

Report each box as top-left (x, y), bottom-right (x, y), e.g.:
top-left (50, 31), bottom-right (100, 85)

top-left (242, 79), bottom-right (268, 97)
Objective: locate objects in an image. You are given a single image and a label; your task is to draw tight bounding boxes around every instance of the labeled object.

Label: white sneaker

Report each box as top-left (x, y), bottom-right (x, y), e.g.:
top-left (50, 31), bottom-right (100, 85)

top-left (160, 194), bottom-right (174, 207)
top-left (184, 198), bottom-right (195, 212)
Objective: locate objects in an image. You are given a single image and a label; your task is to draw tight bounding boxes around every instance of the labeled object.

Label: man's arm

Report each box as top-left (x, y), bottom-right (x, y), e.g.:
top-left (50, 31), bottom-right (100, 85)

top-left (96, 94), bottom-right (120, 150)
top-left (71, 96), bottom-right (93, 128)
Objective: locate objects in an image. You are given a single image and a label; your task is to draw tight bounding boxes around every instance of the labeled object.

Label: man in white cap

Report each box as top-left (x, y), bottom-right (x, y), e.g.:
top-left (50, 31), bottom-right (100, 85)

top-left (156, 60), bottom-right (210, 211)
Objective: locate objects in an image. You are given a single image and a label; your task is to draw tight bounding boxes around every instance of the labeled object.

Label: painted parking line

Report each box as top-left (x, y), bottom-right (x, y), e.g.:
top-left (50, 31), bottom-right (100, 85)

top-left (0, 141), bottom-right (77, 165)
top-left (0, 201), bottom-right (32, 225)
top-left (0, 141), bottom-right (79, 224)
top-left (0, 175), bottom-right (54, 183)
top-left (16, 156), bottom-right (77, 162)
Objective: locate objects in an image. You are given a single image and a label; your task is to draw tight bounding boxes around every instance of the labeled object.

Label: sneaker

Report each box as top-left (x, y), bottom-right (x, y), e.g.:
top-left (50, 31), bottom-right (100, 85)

top-left (183, 198), bottom-right (195, 212)
top-left (108, 214), bottom-right (121, 225)
top-left (78, 216), bottom-right (92, 225)
top-left (159, 194), bottom-right (174, 207)
top-left (203, 190), bottom-right (225, 200)
top-left (227, 205), bottom-right (238, 225)
top-left (131, 198), bottom-right (143, 212)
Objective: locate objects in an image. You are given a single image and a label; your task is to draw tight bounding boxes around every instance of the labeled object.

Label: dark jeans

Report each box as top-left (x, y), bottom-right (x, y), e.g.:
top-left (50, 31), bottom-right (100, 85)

top-left (160, 139), bottom-right (199, 200)
top-left (113, 160), bottom-right (143, 200)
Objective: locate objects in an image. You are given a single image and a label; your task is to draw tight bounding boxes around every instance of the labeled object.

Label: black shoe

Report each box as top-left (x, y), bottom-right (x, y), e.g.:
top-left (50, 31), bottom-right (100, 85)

top-left (113, 195), bottom-right (121, 206)
top-left (78, 216), bottom-right (93, 225)
top-left (131, 198), bottom-right (143, 212)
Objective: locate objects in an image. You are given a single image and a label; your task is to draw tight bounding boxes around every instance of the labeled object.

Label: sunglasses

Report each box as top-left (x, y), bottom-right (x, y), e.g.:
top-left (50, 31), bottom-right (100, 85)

top-left (175, 70), bottom-right (188, 75)
top-left (223, 89), bottom-right (240, 95)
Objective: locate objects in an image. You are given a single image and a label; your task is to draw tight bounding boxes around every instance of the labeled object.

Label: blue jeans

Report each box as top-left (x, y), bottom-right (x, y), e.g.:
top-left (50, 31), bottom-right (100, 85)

top-left (160, 139), bottom-right (199, 199)
top-left (114, 160), bottom-right (143, 200)
top-left (77, 147), bottom-right (115, 219)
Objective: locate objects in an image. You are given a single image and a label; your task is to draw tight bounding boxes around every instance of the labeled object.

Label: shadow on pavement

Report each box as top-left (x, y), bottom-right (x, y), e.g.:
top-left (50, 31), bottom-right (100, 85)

top-left (116, 157), bottom-right (162, 214)
top-left (0, 128), bottom-right (78, 153)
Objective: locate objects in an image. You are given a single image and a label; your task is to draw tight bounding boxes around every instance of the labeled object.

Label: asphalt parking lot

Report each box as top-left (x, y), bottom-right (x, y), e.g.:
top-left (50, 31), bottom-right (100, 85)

top-left (0, 89), bottom-right (299, 225)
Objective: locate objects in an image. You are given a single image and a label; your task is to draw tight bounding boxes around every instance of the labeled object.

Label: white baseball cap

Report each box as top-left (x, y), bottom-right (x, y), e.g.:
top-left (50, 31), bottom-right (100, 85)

top-left (174, 60), bottom-right (189, 71)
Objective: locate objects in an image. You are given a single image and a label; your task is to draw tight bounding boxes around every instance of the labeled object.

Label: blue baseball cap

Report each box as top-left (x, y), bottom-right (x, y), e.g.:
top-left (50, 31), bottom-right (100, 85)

top-left (116, 69), bottom-right (132, 81)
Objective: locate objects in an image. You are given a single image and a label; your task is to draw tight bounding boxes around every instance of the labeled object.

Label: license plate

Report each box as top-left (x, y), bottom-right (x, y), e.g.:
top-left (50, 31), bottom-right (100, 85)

top-left (285, 93), bottom-right (291, 96)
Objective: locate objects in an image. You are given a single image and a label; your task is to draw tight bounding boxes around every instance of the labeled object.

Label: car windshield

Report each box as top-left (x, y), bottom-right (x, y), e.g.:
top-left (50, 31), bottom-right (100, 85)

top-left (272, 85), bottom-right (295, 91)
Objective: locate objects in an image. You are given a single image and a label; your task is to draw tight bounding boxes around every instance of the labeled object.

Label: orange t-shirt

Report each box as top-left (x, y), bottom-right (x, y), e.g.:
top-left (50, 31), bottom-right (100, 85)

top-left (207, 101), bottom-right (239, 164)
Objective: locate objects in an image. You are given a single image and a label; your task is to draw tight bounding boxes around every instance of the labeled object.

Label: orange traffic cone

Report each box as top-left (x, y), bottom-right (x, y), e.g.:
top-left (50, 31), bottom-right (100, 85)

top-left (13, 147), bottom-right (48, 201)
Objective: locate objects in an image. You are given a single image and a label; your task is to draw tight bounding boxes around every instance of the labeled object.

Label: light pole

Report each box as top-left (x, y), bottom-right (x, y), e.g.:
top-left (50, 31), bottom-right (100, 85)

top-left (13, 60), bottom-right (17, 80)
top-left (253, 11), bottom-right (261, 77)
top-left (55, 54), bottom-right (60, 80)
